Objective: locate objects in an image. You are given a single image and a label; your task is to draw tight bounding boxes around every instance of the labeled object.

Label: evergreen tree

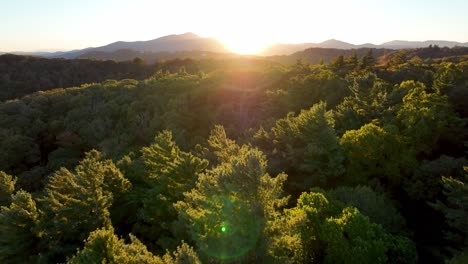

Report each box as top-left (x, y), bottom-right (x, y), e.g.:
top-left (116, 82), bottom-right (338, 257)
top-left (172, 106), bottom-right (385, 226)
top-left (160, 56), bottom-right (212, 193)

top-left (133, 130), bottom-right (208, 251)
top-left (176, 142), bottom-right (288, 263)
top-left (271, 102), bottom-right (344, 188)
top-left (41, 150), bottom-right (131, 261)
top-left (0, 171), bottom-right (16, 207)
top-left (68, 228), bottom-right (164, 264)
top-left (0, 190), bottom-right (40, 264)
top-left (340, 123), bottom-right (415, 186)
top-left (396, 86), bottom-right (464, 155)
top-left (431, 167), bottom-right (468, 253)
top-left (271, 190), bottom-right (417, 263)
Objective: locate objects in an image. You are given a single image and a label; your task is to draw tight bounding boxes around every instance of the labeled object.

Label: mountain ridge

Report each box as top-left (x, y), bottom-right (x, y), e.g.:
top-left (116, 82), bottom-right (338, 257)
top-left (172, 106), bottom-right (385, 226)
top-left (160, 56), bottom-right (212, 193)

top-left (3, 33), bottom-right (468, 57)
top-left (261, 39), bottom-right (468, 55)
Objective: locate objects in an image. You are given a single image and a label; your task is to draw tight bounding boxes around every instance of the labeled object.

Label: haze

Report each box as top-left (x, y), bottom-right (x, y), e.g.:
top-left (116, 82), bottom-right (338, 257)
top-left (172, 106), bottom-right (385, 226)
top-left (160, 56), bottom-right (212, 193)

top-left (1, 0), bottom-right (468, 54)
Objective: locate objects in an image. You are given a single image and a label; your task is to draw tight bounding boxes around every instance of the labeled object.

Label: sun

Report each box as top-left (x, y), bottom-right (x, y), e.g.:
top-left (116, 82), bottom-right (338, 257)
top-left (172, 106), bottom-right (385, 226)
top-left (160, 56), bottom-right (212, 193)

top-left (223, 38), bottom-right (267, 55)
top-left (220, 36), bottom-right (269, 55)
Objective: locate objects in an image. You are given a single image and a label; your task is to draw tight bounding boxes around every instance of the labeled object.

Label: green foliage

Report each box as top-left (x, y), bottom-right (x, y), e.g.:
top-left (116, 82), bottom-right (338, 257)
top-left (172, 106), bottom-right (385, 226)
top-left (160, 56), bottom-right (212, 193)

top-left (340, 123), bottom-right (414, 185)
top-left (328, 185), bottom-right (406, 233)
top-left (396, 86), bottom-right (464, 155)
top-left (133, 130), bottom-right (208, 251)
top-left (333, 73), bottom-right (389, 135)
top-left (273, 190), bottom-right (417, 263)
top-left (162, 242), bottom-right (202, 264)
top-left (434, 63), bottom-right (465, 95)
top-left (41, 150), bottom-right (131, 260)
top-left (0, 53), bottom-right (466, 262)
top-left (176, 140), bottom-right (288, 262)
top-left (431, 167), bottom-right (468, 252)
top-left (0, 190), bottom-right (39, 264)
top-left (207, 125), bottom-right (240, 163)
top-left (0, 171), bottom-right (16, 207)
top-left (271, 102), bottom-right (344, 188)
top-left (404, 156), bottom-right (466, 201)
top-left (68, 228), bottom-right (163, 264)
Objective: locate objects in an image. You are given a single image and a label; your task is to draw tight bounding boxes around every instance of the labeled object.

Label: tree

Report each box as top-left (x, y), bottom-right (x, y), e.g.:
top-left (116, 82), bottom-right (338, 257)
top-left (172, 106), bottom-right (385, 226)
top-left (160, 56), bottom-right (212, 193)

top-left (271, 190), bottom-right (417, 263)
top-left (0, 171), bottom-right (16, 207)
top-left (328, 185), bottom-right (406, 233)
top-left (0, 190), bottom-right (40, 264)
top-left (333, 73), bottom-right (389, 135)
top-left (431, 167), bottom-right (468, 253)
top-left (132, 130), bottom-right (208, 251)
top-left (360, 49), bottom-right (375, 69)
top-left (396, 86), bottom-right (464, 155)
top-left (175, 142), bottom-right (288, 263)
top-left (345, 51), bottom-right (358, 70)
top-left (271, 102), bottom-right (344, 188)
top-left (69, 227), bottom-right (201, 264)
top-left (41, 150), bottom-right (131, 261)
top-left (340, 123), bottom-right (415, 186)
top-left (433, 63), bottom-right (464, 95)
top-left (162, 242), bottom-right (202, 264)
top-left (68, 228), bottom-right (164, 264)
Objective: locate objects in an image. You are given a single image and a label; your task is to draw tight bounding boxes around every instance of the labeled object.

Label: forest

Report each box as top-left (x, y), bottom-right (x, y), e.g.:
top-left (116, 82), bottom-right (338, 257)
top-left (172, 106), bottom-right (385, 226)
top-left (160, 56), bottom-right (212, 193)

top-left (0, 48), bottom-right (467, 263)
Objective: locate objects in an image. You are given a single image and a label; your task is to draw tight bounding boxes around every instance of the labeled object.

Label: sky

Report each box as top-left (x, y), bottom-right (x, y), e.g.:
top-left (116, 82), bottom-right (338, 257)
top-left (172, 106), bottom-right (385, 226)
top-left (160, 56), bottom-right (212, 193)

top-left (1, 0), bottom-right (468, 53)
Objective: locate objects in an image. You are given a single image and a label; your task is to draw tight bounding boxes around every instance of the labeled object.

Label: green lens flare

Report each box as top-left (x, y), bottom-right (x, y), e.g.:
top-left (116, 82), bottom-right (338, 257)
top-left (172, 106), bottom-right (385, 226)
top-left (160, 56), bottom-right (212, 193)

top-left (197, 195), bottom-right (261, 261)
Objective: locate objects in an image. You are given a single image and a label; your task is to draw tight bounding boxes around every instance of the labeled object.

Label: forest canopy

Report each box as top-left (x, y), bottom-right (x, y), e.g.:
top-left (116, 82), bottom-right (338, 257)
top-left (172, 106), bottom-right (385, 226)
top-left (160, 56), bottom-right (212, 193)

top-left (0, 47), bottom-right (467, 263)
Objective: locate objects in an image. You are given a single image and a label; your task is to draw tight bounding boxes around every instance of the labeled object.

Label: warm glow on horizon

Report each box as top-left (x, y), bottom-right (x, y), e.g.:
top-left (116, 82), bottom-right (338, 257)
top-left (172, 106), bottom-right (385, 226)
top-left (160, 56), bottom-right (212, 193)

top-left (219, 34), bottom-right (270, 55)
top-left (1, 0), bottom-right (468, 52)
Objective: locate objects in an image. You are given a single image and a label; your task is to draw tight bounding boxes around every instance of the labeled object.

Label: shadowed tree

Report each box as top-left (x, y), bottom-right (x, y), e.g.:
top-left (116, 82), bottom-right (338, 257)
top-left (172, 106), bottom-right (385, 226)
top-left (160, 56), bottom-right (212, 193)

top-left (0, 190), bottom-right (40, 264)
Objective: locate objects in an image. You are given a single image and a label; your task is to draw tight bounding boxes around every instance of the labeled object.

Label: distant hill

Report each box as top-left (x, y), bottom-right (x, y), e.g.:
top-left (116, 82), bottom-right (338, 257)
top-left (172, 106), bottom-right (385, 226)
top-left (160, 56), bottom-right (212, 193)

top-left (77, 49), bottom-right (239, 63)
top-left (267, 47), bottom-right (392, 65)
top-left (380, 40), bottom-right (468, 49)
top-left (48, 33), bottom-right (228, 59)
top-left (262, 39), bottom-right (468, 56)
top-left (5, 34), bottom-right (468, 58)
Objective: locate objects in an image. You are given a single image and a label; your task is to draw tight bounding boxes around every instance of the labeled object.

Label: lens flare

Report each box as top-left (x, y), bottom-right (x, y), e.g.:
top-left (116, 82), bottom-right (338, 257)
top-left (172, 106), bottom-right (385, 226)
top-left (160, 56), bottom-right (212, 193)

top-left (197, 195), bottom-right (261, 261)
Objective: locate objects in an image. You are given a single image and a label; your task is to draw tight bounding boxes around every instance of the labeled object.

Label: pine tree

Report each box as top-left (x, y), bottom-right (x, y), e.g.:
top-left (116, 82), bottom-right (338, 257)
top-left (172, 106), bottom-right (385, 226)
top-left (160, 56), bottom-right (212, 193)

top-left (132, 130), bottom-right (208, 251)
top-left (0, 190), bottom-right (40, 263)
top-left (41, 150), bottom-right (131, 261)
top-left (431, 167), bottom-right (468, 252)
top-left (68, 228), bottom-right (164, 264)
top-left (0, 171), bottom-right (16, 207)
top-left (271, 190), bottom-right (417, 263)
top-left (271, 102), bottom-right (344, 188)
top-left (175, 142), bottom-right (288, 263)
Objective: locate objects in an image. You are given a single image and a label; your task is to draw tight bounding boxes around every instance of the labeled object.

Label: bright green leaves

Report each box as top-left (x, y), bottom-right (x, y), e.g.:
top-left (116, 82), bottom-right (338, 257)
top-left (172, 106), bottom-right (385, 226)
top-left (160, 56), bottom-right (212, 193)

top-left (396, 86), bottom-right (464, 155)
top-left (340, 123), bottom-right (413, 185)
top-left (68, 228), bottom-right (164, 264)
top-left (276, 190), bottom-right (417, 264)
top-left (0, 171), bottom-right (16, 207)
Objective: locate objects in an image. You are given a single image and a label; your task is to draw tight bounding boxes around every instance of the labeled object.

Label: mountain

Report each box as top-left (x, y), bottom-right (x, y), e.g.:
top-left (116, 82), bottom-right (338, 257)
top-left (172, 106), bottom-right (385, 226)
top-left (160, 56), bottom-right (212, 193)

top-left (77, 49), bottom-right (238, 63)
top-left (380, 40), bottom-right (468, 49)
top-left (261, 39), bottom-right (468, 56)
top-left (262, 39), bottom-right (379, 55)
top-left (267, 47), bottom-right (393, 65)
top-left (46, 32), bottom-right (228, 59)
top-left (5, 34), bottom-right (468, 58)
